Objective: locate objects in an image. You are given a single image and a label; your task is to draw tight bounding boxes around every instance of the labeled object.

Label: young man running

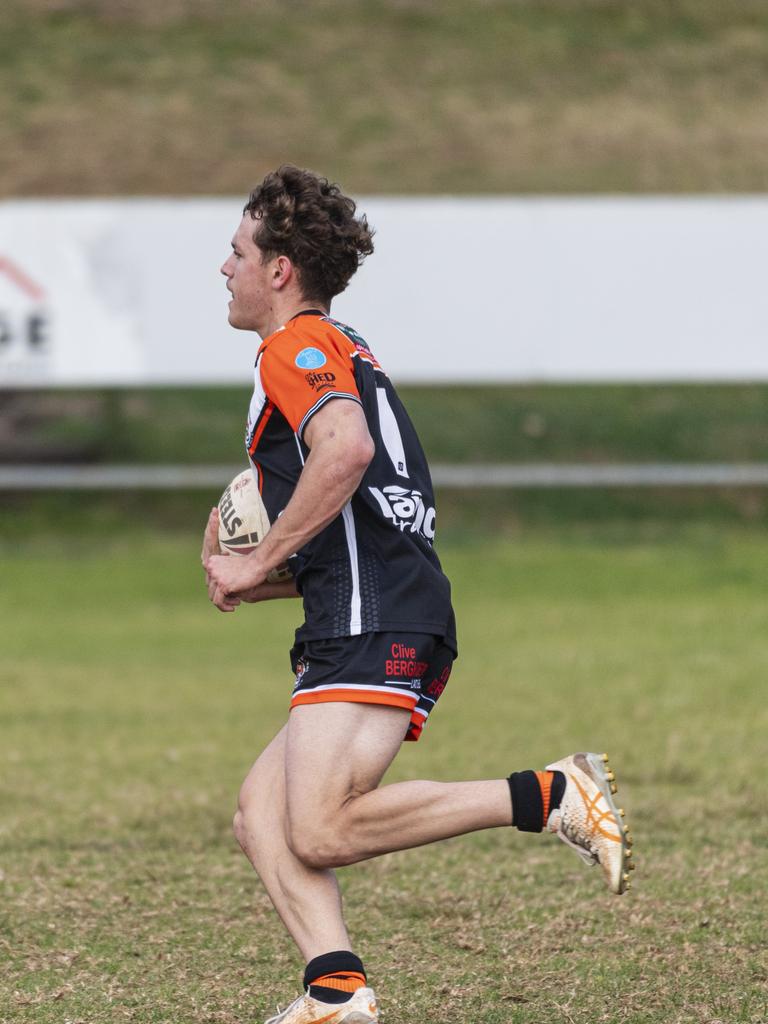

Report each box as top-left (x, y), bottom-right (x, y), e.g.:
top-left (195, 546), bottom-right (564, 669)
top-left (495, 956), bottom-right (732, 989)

top-left (203, 165), bottom-right (634, 1024)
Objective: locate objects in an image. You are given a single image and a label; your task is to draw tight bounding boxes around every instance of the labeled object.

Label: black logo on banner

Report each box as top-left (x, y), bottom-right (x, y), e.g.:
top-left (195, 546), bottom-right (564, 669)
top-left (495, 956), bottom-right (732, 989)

top-left (0, 257), bottom-right (50, 363)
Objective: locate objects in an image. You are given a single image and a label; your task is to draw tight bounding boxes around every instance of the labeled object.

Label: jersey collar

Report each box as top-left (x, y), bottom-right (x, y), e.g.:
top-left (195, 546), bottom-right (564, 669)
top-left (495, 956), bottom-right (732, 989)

top-left (288, 308), bottom-right (327, 321)
top-left (256, 309), bottom-right (328, 361)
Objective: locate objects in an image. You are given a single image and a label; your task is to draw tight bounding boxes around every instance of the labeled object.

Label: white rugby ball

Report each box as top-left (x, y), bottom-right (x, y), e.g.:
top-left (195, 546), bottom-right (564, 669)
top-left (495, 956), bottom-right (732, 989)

top-left (217, 469), bottom-right (292, 583)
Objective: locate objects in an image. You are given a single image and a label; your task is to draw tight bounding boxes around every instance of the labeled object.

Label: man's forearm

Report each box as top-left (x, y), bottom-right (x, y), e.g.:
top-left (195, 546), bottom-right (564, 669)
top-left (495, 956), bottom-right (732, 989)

top-left (204, 402), bottom-right (375, 607)
top-left (250, 439), bottom-right (371, 576)
top-left (241, 579), bottom-right (299, 602)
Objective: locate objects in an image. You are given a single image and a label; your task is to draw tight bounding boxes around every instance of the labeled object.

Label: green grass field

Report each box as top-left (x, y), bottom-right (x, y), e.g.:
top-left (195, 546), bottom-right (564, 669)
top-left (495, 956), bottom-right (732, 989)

top-left (2, 523), bottom-right (767, 1023)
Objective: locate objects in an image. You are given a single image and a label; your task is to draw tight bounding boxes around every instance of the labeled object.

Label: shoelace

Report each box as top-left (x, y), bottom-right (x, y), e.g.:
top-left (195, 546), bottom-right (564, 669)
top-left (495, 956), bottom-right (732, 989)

top-left (264, 994), bottom-right (302, 1024)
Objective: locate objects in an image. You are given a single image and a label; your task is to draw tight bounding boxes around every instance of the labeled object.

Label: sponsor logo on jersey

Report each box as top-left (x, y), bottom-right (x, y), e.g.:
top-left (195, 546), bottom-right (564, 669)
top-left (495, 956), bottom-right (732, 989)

top-left (305, 370), bottom-right (336, 392)
top-left (368, 485), bottom-right (436, 542)
top-left (295, 346), bottom-right (327, 369)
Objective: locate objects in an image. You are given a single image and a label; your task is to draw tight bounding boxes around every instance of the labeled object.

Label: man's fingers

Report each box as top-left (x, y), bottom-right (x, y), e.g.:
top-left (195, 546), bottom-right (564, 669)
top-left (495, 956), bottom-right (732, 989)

top-left (209, 578), bottom-right (236, 611)
top-left (206, 565), bottom-right (240, 611)
top-left (213, 585), bottom-right (240, 612)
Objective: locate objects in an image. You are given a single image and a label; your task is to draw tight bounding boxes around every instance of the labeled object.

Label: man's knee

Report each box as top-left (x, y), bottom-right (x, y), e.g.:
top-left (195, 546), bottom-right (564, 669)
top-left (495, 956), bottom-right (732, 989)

top-left (286, 817), bottom-right (349, 870)
top-left (233, 784), bottom-right (268, 855)
top-left (232, 806), bottom-right (248, 850)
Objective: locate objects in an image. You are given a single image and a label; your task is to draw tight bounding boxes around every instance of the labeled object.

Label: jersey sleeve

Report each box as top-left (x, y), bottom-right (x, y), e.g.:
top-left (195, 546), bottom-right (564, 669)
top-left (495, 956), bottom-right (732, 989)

top-left (259, 331), bottom-right (362, 439)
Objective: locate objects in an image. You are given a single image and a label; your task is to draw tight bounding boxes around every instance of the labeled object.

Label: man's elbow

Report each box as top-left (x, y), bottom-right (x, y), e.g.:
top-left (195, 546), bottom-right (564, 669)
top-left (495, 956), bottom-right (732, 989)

top-left (337, 434), bottom-right (374, 486)
top-left (354, 434), bottom-right (376, 471)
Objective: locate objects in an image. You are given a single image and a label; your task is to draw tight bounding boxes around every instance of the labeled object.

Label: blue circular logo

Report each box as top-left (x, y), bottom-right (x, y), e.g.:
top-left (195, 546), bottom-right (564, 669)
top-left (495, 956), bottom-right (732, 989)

top-left (295, 347), bottom-right (327, 369)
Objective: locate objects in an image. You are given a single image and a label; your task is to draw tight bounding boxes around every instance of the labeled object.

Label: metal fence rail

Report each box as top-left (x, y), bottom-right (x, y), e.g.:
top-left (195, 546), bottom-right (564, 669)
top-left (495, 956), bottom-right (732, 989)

top-left (2, 463), bottom-right (768, 490)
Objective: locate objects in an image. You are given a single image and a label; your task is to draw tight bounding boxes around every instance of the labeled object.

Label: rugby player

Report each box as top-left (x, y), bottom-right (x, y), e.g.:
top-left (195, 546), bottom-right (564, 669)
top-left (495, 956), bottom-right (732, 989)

top-left (203, 166), bottom-right (634, 1024)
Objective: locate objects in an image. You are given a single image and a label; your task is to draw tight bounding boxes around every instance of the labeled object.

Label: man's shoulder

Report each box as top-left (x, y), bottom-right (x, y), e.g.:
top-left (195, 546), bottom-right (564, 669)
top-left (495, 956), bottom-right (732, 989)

top-left (259, 315), bottom-right (384, 381)
top-left (321, 317), bottom-right (384, 373)
top-left (260, 316), bottom-right (349, 359)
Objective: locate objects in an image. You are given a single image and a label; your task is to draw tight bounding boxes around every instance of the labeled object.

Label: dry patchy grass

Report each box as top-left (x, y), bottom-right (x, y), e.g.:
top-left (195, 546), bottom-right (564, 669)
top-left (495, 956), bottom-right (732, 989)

top-left (1, 1), bottom-right (768, 195)
top-left (1, 528), bottom-right (768, 1021)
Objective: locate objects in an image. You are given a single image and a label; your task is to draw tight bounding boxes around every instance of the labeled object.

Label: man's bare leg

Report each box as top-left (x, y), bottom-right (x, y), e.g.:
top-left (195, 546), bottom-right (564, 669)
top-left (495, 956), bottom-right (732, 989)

top-left (282, 703), bottom-right (512, 872)
top-left (233, 702), bottom-right (506, 960)
top-left (233, 725), bottom-right (353, 961)
top-left (235, 701), bottom-right (630, 1024)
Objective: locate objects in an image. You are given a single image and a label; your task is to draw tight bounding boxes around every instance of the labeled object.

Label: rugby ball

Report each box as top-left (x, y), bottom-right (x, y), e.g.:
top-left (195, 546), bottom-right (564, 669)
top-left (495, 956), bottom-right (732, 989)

top-left (217, 469), bottom-right (292, 583)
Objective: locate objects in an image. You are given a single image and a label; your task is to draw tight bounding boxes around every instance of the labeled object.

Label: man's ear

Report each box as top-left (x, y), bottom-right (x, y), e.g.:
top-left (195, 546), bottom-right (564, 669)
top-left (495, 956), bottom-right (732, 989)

top-left (272, 255), bottom-right (294, 290)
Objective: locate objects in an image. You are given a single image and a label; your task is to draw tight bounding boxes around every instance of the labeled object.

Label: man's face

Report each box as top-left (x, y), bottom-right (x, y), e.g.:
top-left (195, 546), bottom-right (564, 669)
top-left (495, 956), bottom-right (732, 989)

top-left (220, 214), bottom-right (276, 333)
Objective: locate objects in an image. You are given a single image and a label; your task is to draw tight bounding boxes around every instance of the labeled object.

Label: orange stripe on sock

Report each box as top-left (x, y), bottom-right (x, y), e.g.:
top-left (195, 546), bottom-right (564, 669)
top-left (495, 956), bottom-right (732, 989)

top-left (312, 971), bottom-right (367, 993)
top-left (536, 770), bottom-right (554, 826)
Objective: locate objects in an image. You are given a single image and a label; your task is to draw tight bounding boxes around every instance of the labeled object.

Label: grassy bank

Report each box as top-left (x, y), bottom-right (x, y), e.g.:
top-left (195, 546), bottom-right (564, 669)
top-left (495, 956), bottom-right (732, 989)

top-left (2, 1), bottom-right (768, 196)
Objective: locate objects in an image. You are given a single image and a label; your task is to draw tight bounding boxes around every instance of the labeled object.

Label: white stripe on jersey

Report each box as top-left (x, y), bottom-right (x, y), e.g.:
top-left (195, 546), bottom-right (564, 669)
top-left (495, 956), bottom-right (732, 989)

top-left (341, 502), bottom-right (362, 635)
top-left (376, 386), bottom-right (409, 479)
top-left (293, 432), bottom-right (306, 466)
top-left (246, 360), bottom-right (268, 455)
top-left (297, 391), bottom-right (362, 440)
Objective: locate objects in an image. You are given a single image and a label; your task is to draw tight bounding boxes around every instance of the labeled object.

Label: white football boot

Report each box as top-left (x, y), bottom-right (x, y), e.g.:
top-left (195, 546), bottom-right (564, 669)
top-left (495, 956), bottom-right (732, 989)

top-left (545, 752), bottom-right (635, 894)
top-left (263, 987), bottom-right (378, 1024)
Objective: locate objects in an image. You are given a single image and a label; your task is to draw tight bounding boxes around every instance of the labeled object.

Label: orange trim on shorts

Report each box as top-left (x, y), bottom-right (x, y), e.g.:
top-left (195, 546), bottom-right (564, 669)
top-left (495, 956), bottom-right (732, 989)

top-left (405, 712), bottom-right (424, 742)
top-left (290, 688), bottom-right (418, 712)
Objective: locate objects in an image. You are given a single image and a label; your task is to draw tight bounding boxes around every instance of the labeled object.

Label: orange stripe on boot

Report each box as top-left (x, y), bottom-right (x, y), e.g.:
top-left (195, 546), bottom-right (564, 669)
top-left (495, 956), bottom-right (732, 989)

top-left (536, 770), bottom-right (555, 827)
top-left (311, 971), bottom-right (367, 994)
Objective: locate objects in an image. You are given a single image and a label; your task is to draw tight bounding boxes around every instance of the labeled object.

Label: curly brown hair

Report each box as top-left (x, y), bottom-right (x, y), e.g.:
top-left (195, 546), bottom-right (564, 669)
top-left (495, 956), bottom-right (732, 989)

top-left (244, 165), bottom-right (375, 305)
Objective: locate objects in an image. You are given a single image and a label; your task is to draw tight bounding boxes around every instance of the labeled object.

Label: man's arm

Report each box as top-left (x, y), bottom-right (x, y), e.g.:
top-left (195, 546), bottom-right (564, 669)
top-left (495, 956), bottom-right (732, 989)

top-left (205, 399), bottom-right (374, 611)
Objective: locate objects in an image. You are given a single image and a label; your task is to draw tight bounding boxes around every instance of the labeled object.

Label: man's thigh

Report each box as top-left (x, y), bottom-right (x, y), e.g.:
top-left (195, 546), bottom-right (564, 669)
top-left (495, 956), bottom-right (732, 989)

top-left (285, 702), bottom-right (410, 821)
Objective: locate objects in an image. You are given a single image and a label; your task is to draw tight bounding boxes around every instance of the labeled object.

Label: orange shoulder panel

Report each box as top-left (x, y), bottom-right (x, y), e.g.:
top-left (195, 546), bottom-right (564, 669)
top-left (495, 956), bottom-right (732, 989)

top-left (259, 319), bottom-right (361, 436)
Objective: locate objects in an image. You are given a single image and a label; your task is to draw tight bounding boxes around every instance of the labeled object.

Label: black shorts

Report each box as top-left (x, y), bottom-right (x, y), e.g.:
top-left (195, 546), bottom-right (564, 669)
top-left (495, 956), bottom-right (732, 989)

top-left (289, 631), bottom-right (455, 742)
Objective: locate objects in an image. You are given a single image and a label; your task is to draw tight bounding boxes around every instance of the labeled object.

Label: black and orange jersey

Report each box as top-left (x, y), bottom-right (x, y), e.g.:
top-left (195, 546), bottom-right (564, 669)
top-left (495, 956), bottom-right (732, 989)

top-left (245, 309), bottom-right (456, 650)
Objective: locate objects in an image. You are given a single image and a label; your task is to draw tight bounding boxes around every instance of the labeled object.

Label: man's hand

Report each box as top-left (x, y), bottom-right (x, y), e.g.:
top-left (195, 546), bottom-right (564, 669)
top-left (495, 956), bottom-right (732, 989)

top-left (201, 506), bottom-right (222, 571)
top-left (202, 506), bottom-right (236, 612)
top-left (205, 551), bottom-right (268, 612)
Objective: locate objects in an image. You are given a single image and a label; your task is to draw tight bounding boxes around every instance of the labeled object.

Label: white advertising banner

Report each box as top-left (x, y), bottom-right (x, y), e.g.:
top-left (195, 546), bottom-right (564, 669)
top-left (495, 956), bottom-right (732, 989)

top-left (1, 197), bottom-right (766, 386)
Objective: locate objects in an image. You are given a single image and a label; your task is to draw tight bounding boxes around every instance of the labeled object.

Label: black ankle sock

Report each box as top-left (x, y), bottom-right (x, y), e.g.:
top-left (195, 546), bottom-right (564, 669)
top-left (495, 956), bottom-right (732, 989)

top-left (550, 770), bottom-right (566, 813)
top-left (304, 950), bottom-right (366, 1005)
top-left (508, 769), bottom-right (566, 832)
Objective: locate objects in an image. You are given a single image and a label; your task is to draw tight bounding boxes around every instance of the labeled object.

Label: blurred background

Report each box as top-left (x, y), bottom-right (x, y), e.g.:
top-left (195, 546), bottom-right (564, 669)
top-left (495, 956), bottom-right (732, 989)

top-left (2, 0), bottom-right (768, 535)
top-left (2, 4), bottom-right (768, 1024)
